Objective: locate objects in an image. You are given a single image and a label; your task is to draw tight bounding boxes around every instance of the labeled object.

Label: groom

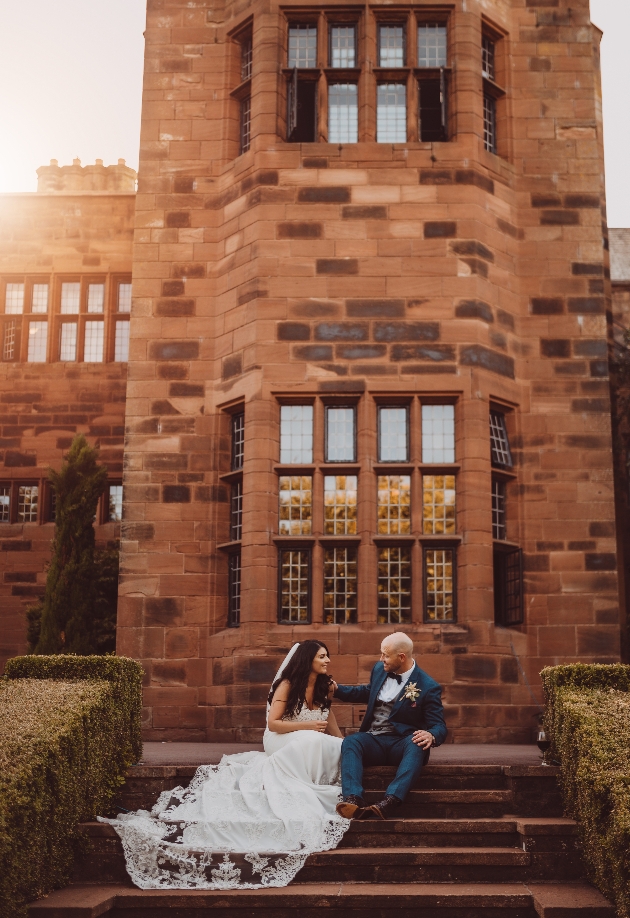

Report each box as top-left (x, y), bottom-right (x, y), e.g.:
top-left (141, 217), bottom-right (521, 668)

top-left (333, 631), bottom-right (447, 819)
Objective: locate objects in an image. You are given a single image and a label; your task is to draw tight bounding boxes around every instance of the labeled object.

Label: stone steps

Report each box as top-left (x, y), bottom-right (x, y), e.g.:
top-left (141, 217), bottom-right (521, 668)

top-left (28, 760), bottom-right (614, 917)
top-left (28, 882), bottom-right (615, 918)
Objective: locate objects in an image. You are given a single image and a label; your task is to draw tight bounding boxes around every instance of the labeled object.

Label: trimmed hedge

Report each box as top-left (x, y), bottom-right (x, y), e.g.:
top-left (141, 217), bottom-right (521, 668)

top-left (541, 664), bottom-right (630, 918)
top-left (0, 655), bottom-right (143, 918)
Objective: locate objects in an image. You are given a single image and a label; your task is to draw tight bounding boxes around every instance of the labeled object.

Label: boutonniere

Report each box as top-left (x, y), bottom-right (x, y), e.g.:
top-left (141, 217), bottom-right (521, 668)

top-left (403, 682), bottom-right (420, 702)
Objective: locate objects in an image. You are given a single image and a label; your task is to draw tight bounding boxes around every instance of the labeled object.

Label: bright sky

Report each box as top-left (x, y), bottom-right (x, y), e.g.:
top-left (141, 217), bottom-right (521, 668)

top-left (0, 1), bottom-right (628, 225)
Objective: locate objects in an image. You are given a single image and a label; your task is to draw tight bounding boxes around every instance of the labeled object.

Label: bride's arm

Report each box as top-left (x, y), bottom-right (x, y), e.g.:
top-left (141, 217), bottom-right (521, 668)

top-left (267, 681), bottom-right (327, 734)
top-left (325, 707), bottom-right (343, 738)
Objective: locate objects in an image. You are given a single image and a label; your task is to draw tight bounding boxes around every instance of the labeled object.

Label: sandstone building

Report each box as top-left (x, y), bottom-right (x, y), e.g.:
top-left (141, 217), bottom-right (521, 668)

top-left (1, 0), bottom-right (626, 742)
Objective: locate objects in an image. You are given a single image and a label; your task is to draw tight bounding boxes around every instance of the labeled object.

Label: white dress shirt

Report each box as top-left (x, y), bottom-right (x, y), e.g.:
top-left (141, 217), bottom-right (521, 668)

top-left (377, 661), bottom-right (416, 703)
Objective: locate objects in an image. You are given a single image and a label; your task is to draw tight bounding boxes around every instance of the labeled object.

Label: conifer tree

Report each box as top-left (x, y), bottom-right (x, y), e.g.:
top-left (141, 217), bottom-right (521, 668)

top-left (35, 434), bottom-right (108, 654)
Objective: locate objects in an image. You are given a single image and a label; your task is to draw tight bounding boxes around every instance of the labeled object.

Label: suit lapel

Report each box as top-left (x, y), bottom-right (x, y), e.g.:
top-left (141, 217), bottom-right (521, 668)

top-left (390, 663), bottom-right (422, 718)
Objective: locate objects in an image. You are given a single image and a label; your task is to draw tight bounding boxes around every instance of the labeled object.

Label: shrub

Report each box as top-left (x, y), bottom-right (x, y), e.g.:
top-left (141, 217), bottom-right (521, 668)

top-left (0, 655), bottom-right (143, 918)
top-left (541, 664), bottom-right (630, 918)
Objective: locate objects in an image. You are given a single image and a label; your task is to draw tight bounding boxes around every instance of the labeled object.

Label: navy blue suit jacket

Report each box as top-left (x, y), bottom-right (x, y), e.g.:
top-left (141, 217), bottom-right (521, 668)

top-left (334, 662), bottom-right (448, 746)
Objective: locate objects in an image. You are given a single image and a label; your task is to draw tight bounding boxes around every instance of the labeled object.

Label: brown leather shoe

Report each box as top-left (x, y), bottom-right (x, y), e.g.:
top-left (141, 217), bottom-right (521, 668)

top-left (336, 795), bottom-right (367, 819)
top-left (366, 794), bottom-right (402, 819)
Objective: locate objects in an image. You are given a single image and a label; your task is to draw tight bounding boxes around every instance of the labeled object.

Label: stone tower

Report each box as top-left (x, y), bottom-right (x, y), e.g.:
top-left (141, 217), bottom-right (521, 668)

top-left (117, 0), bottom-right (621, 742)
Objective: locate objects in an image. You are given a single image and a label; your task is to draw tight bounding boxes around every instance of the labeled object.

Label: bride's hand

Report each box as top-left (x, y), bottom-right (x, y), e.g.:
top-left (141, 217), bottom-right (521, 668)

top-left (304, 720), bottom-right (328, 732)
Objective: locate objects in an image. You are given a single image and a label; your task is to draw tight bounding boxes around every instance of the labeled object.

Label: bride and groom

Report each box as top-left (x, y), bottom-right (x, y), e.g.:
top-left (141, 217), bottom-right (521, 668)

top-left (103, 631), bottom-right (447, 890)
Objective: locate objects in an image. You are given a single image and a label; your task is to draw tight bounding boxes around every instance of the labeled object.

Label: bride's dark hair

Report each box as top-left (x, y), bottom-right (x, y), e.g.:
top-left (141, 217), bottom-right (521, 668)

top-left (268, 641), bottom-right (332, 719)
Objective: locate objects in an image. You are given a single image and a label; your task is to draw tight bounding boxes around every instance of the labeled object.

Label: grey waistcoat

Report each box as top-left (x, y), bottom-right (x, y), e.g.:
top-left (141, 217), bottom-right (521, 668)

top-left (368, 699), bottom-right (398, 735)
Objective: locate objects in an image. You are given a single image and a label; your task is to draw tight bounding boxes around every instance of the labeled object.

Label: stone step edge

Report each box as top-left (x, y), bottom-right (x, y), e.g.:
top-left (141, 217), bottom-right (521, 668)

top-left (79, 817), bottom-right (578, 838)
top-left (28, 882), bottom-right (614, 917)
top-left (127, 764), bottom-right (560, 778)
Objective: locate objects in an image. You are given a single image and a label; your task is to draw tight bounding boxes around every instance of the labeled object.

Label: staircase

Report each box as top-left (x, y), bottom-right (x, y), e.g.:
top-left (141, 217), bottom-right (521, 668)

top-left (29, 761), bottom-right (615, 917)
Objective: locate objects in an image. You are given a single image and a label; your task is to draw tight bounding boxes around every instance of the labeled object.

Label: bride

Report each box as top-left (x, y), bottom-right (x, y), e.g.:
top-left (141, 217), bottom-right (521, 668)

top-left (100, 640), bottom-right (350, 889)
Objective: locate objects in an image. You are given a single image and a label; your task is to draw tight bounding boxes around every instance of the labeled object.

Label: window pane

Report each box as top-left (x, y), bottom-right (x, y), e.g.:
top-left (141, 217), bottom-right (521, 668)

top-left (494, 547), bottom-right (523, 626)
top-left (288, 24), bottom-right (317, 68)
top-left (241, 34), bottom-right (253, 81)
top-left (118, 283), bottom-right (132, 313)
top-left (425, 548), bottom-right (455, 621)
top-left (61, 282), bottom-right (80, 314)
top-left (483, 93), bottom-right (497, 154)
top-left (84, 321), bottom-right (104, 363)
top-left (3, 321), bottom-right (17, 361)
top-left (324, 547), bottom-right (357, 624)
top-left (377, 84), bottom-right (406, 143)
top-left (228, 552), bottom-right (242, 627)
top-left (379, 407), bottom-right (408, 462)
top-left (418, 23), bottom-right (447, 67)
top-left (326, 407), bottom-right (355, 462)
top-left (421, 404), bottom-right (455, 463)
top-left (419, 79), bottom-right (445, 142)
top-left (0, 485), bottom-right (10, 522)
top-left (5, 283), bottom-right (24, 315)
top-left (279, 549), bottom-right (310, 623)
top-left (18, 485), bottom-right (38, 523)
top-left (377, 474), bottom-right (411, 535)
top-left (324, 475), bottom-right (357, 535)
top-left (378, 546), bottom-right (411, 624)
top-left (279, 475), bottom-right (312, 535)
top-left (230, 480), bottom-right (243, 541)
top-left (379, 25), bottom-right (405, 67)
top-left (114, 320), bottom-right (130, 362)
top-left (330, 25), bottom-right (355, 67)
top-left (49, 489), bottom-right (57, 523)
top-left (280, 404), bottom-right (313, 464)
top-left (329, 84), bottom-right (358, 144)
top-left (240, 96), bottom-right (252, 154)
top-left (423, 474), bottom-right (456, 535)
top-left (59, 323), bottom-right (77, 361)
top-left (87, 284), bottom-right (105, 313)
top-left (27, 321), bottom-right (47, 362)
top-left (482, 35), bottom-right (495, 80)
top-left (489, 411), bottom-right (512, 468)
top-left (108, 484), bottom-right (123, 522)
top-left (492, 478), bottom-right (506, 540)
top-left (231, 412), bottom-right (245, 470)
top-left (31, 284), bottom-right (49, 313)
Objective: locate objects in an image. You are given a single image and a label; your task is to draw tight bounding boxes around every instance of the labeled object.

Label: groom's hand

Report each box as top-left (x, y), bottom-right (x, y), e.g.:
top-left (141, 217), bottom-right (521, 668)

top-left (412, 730), bottom-right (434, 750)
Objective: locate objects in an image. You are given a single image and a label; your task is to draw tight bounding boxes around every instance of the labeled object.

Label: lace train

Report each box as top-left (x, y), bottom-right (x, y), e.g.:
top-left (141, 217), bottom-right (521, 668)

top-left (100, 708), bottom-right (350, 889)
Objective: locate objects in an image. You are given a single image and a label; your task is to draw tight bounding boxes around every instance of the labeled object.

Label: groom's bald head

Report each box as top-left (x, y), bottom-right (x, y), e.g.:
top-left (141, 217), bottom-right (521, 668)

top-left (380, 632), bottom-right (414, 672)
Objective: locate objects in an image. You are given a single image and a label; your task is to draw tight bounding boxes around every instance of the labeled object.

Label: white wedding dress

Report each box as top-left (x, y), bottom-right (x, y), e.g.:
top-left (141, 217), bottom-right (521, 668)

top-left (99, 701), bottom-right (349, 889)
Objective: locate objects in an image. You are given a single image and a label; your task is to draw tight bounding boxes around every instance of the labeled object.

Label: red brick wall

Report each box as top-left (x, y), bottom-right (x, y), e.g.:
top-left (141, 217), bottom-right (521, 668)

top-left (116, 0), bottom-right (621, 743)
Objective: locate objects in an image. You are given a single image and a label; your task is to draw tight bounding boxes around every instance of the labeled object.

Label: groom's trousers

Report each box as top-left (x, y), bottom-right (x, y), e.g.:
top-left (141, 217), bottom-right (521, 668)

top-left (340, 732), bottom-right (429, 802)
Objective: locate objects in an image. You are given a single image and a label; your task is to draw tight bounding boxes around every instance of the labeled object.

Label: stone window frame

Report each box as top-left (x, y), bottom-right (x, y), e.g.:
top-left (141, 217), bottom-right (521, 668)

top-left (229, 17), bottom-right (254, 160)
top-left (218, 399), bottom-right (246, 627)
top-left (228, 550), bottom-right (242, 628)
top-left (0, 480), bottom-right (40, 524)
top-left (422, 543), bottom-right (458, 623)
top-left (480, 17), bottom-right (508, 159)
top-left (489, 400), bottom-right (522, 624)
top-left (1, 274), bottom-right (51, 362)
top-left (280, 8), bottom-right (454, 145)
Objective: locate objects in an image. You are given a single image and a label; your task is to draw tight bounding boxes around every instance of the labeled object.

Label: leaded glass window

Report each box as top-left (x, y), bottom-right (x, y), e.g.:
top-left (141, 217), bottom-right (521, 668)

top-left (418, 23), bottom-right (447, 67)
top-left (326, 406), bottom-right (355, 462)
top-left (378, 407), bottom-right (408, 462)
top-left (324, 475), bottom-right (357, 535)
top-left (241, 34), bottom-right (253, 81)
top-left (279, 549), bottom-right (310, 623)
top-left (228, 552), bottom-right (242, 627)
top-left (378, 546), bottom-right (411, 624)
top-left (108, 484), bottom-right (123, 522)
top-left (483, 93), bottom-right (497, 154)
top-left (492, 478), bottom-right (506, 540)
top-left (330, 25), bottom-right (356, 68)
top-left (0, 486), bottom-right (10, 522)
top-left (118, 283), bottom-right (132, 313)
top-left (324, 547), bottom-right (357, 624)
top-left (280, 405), bottom-right (313, 464)
top-left (18, 485), bottom-right (38, 523)
top-left (378, 24), bottom-right (405, 67)
top-left (377, 84), bottom-right (407, 143)
top-left (84, 321), bottom-right (104, 363)
top-left (232, 412), bottom-right (245, 470)
top-left (288, 24), bottom-right (317, 68)
top-left (421, 404), bottom-right (455, 463)
top-left (59, 322), bottom-right (77, 361)
top-left (424, 548), bottom-right (455, 621)
top-left (3, 321), bottom-right (17, 361)
top-left (31, 284), bottom-right (49, 313)
top-left (87, 284), bottom-right (105, 313)
top-left (482, 35), bottom-right (495, 81)
top-left (61, 282), bottom-right (80, 314)
top-left (114, 321), bottom-right (130, 362)
top-left (377, 475), bottom-right (411, 535)
top-left (27, 321), bottom-right (47, 362)
top-left (490, 410), bottom-right (512, 468)
top-left (240, 96), bottom-right (252, 154)
top-left (328, 84), bottom-right (358, 144)
top-left (422, 474), bottom-right (456, 535)
top-left (5, 283), bottom-right (24, 314)
top-left (279, 475), bottom-right (312, 535)
top-left (230, 480), bottom-right (243, 541)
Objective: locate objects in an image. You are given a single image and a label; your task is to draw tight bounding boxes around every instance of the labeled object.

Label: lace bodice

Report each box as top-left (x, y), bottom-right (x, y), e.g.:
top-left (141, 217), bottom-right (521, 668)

top-left (285, 704), bottom-right (329, 723)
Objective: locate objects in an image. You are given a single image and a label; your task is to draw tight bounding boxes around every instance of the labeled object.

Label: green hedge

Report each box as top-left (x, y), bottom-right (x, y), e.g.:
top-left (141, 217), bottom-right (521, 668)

top-left (541, 664), bottom-right (630, 918)
top-left (0, 655), bottom-right (143, 918)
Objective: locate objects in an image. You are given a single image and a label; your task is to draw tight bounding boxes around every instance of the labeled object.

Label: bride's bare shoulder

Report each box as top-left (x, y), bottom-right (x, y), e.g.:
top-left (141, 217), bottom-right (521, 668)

top-left (271, 679), bottom-right (291, 701)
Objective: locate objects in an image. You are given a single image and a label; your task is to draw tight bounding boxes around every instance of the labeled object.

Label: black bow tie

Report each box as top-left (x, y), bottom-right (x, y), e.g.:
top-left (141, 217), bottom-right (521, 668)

top-left (387, 672), bottom-right (402, 684)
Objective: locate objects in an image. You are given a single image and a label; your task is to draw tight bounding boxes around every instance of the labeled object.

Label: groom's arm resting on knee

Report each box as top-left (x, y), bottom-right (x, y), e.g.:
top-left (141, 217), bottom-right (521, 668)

top-left (410, 682), bottom-right (447, 748)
